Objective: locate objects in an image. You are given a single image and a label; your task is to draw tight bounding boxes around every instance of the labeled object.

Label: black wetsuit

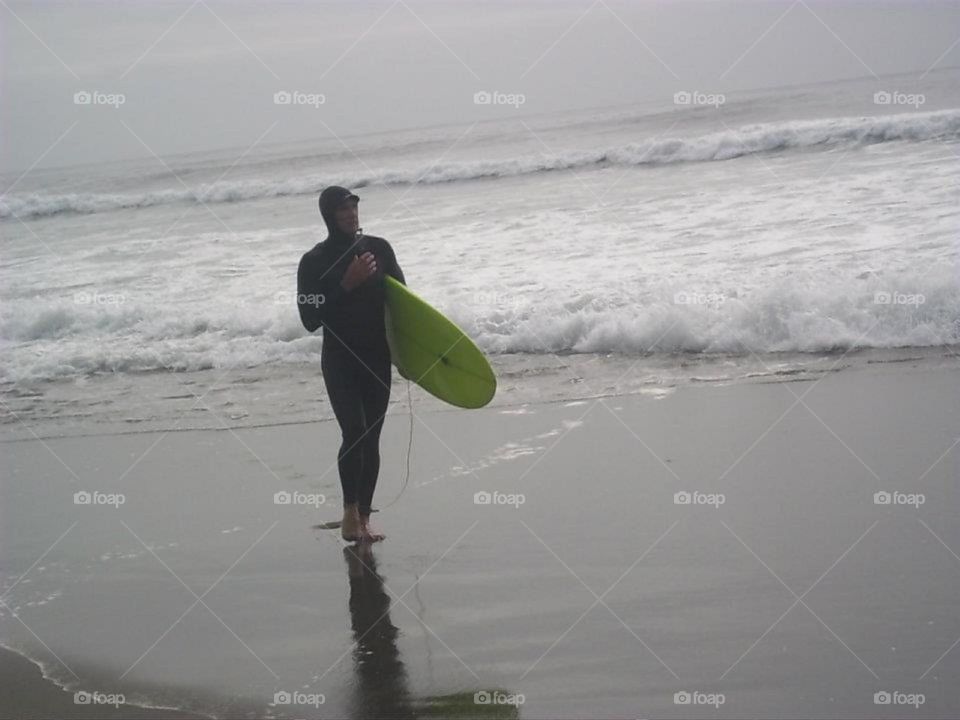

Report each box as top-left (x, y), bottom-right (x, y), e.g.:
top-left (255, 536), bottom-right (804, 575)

top-left (297, 192), bottom-right (405, 517)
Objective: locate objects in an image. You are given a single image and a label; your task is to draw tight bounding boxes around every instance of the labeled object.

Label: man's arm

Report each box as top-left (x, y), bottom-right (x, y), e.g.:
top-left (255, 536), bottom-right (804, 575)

top-left (296, 252), bottom-right (348, 332)
top-left (382, 240), bottom-right (405, 285)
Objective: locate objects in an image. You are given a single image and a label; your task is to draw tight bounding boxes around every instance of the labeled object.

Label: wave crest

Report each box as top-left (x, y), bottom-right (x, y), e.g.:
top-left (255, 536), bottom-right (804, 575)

top-left (4, 109), bottom-right (958, 220)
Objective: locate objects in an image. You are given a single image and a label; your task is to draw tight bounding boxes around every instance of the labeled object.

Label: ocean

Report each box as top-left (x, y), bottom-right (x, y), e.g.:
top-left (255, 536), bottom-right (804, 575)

top-left (1, 68), bottom-right (958, 437)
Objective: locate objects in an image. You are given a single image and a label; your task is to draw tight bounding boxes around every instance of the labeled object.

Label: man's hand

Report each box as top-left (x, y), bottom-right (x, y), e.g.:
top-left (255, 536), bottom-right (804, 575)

top-left (340, 252), bottom-right (377, 291)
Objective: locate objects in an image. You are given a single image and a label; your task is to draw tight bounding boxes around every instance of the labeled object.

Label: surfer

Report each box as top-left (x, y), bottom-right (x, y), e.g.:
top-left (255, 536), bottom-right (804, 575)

top-left (297, 186), bottom-right (406, 543)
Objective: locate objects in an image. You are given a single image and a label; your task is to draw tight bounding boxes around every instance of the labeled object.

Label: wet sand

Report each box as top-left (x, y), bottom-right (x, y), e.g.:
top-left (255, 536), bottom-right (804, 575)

top-left (0, 646), bottom-right (208, 719)
top-left (1, 353), bottom-right (959, 719)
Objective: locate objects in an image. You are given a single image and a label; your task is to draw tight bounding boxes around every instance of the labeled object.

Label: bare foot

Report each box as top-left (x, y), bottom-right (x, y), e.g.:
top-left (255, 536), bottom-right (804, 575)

top-left (341, 503), bottom-right (361, 542)
top-left (359, 514), bottom-right (385, 542)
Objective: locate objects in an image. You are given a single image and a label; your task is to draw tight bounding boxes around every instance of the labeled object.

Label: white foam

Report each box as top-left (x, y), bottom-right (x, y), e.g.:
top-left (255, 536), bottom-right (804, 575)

top-left (0, 267), bottom-right (955, 385)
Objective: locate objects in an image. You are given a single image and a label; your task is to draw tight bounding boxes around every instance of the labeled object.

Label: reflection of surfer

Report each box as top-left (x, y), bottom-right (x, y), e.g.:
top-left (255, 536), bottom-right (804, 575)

top-left (297, 186), bottom-right (406, 543)
top-left (341, 546), bottom-right (523, 720)
top-left (344, 544), bottom-right (416, 719)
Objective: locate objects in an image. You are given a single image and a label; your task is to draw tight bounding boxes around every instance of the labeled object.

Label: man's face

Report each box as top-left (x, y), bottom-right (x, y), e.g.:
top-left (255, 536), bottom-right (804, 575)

top-left (334, 199), bottom-right (359, 234)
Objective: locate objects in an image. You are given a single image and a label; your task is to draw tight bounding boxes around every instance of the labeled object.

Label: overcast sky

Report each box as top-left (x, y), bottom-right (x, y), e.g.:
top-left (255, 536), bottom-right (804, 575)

top-left (3, 0), bottom-right (959, 171)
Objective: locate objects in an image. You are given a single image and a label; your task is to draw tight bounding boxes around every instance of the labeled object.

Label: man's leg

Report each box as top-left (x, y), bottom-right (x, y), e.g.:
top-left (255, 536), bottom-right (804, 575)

top-left (322, 347), bottom-right (365, 541)
top-left (357, 353), bottom-right (392, 541)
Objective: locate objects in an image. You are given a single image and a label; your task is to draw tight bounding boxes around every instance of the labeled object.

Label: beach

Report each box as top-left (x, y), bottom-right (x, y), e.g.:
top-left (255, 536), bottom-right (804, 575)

top-left (2, 350), bottom-right (958, 719)
top-left (3, 7), bottom-right (959, 715)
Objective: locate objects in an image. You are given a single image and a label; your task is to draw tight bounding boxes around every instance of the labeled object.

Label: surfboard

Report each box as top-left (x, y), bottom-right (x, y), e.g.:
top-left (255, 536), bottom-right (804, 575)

top-left (384, 276), bottom-right (496, 408)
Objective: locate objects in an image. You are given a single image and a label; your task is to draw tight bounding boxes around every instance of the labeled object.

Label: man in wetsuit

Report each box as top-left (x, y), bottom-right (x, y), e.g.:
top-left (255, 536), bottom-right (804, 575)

top-left (297, 186), bottom-right (405, 543)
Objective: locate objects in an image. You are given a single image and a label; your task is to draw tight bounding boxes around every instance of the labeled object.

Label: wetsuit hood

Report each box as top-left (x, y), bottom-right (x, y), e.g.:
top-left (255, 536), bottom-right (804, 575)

top-left (319, 186), bottom-right (360, 244)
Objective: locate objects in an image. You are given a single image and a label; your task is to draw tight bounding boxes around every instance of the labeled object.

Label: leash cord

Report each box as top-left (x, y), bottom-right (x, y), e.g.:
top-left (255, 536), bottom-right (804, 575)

top-left (380, 378), bottom-right (413, 510)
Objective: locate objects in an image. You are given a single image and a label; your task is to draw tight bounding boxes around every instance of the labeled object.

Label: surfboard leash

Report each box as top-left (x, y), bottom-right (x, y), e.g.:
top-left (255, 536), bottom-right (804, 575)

top-left (380, 378), bottom-right (413, 510)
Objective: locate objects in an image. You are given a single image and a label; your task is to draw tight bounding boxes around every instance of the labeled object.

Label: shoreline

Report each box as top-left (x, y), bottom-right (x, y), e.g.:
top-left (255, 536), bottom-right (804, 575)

top-left (1, 345), bottom-right (956, 443)
top-left (0, 646), bottom-right (209, 720)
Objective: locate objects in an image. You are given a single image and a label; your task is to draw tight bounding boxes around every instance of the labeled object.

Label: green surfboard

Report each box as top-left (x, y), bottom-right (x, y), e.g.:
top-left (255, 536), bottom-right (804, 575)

top-left (384, 276), bottom-right (496, 409)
